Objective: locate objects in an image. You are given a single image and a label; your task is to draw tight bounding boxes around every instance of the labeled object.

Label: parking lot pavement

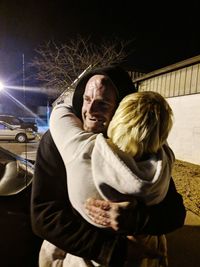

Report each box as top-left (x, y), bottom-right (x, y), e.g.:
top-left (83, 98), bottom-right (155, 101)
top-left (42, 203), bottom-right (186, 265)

top-left (167, 211), bottom-right (200, 267)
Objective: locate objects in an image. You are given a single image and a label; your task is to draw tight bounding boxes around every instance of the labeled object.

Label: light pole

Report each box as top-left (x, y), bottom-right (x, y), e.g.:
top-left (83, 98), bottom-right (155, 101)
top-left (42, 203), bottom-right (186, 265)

top-left (0, 81), bottom-right (4, 91)
top-left (0, 81), bottom-right (4, 113)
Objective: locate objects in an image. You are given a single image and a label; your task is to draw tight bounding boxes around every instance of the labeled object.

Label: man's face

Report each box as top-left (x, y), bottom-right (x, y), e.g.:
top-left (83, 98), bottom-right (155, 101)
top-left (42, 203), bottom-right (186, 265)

top-left (82, 75), bottom-right (117, 134)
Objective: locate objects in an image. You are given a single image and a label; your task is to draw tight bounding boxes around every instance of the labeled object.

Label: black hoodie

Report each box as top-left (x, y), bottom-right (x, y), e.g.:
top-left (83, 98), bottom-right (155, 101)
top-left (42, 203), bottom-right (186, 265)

top-left (72, 65), bottom-right (137, 119)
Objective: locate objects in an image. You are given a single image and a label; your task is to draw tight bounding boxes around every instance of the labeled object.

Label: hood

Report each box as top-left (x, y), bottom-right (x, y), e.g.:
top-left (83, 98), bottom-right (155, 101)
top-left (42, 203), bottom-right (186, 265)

top-left (72, 65), bottom-right (137, 119)
top-left (91, 134), bottom-right (173, 205)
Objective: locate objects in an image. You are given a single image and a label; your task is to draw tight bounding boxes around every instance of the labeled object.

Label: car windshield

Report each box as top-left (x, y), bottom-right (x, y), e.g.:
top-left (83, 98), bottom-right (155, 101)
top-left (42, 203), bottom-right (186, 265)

top-left (11, 118), bottom-right (21, 124)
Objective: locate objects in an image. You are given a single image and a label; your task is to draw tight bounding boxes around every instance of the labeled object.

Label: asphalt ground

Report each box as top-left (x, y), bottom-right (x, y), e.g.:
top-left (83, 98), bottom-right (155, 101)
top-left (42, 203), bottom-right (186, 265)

top-left (166, 211), bottom-right (200, 267)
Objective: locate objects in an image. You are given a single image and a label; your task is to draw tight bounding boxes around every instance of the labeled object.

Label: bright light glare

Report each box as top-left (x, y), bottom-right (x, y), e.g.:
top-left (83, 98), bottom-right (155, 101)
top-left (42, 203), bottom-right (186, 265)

top-left (0, 81), bottom-right (4, 91)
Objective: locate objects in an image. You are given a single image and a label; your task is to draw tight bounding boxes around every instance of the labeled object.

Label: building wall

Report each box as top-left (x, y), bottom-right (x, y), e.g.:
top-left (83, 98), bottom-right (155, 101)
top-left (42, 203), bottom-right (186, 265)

top-left (167, 94), bottom-right (200, 165)
top-left (139, 62), bottom-right (200, 97)
top-left (135, 56), bottom-right (200, 165)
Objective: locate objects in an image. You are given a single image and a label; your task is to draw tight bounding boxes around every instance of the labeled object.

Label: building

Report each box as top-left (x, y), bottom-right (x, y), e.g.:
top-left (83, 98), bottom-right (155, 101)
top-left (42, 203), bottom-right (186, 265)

top-left (132, 55), bottom-right (200, 165)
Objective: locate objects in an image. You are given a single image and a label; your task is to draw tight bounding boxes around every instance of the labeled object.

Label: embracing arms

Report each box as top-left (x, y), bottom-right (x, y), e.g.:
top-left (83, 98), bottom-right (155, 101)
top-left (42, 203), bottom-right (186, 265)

top-left (31, 128), bottom-right (186, 266)
top-left (85, 177), bottom-right (186, 235)
top-left (49, 104), bottom-right (186, 236)
top-left (30, 131), bottom-right (128, 266)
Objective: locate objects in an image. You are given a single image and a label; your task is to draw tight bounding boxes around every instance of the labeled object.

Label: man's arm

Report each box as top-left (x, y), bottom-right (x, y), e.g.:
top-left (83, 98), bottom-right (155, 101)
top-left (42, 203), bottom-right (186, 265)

top-left (31, 130), bottom-right (128, 266)
top-left (85, 179), bottom-right (186, 235)
top-left (116, 178), bottom-right (186, 235)
top-left (137, 178), bottom-right (186, 235)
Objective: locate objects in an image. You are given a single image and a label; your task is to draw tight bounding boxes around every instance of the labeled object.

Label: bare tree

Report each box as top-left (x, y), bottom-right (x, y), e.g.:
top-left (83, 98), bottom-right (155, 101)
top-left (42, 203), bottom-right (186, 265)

top-left (30, 36), bottom-right (132, 96)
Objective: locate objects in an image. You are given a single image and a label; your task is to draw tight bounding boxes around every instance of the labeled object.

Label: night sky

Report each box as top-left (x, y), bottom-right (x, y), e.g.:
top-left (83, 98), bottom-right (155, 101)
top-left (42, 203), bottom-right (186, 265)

top-left (0, 0), bottom-right (200, 86)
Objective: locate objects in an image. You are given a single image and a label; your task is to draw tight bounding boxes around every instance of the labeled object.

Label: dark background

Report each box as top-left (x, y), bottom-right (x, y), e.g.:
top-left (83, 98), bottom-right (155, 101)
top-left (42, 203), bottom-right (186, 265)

top-left (0, 0), bottom-right (200, 86)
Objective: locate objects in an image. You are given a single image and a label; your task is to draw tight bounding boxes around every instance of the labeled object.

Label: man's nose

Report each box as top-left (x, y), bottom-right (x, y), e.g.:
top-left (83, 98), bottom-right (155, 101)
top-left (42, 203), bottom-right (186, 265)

top-left (88, 101), bottom-right (98, 114)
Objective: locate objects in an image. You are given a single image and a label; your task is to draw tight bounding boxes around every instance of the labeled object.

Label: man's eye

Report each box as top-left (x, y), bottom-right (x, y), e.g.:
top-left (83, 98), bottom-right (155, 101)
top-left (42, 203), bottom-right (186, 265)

top-left (84, 98), bottom-right (91, 103)
top-left (99, 102), bottom-right (109, 109)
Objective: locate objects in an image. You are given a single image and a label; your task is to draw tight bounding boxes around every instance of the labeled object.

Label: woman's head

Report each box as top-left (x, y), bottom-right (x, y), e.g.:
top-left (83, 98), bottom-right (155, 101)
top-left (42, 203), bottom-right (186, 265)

top-left (107, 91), bottom-right (173, 158)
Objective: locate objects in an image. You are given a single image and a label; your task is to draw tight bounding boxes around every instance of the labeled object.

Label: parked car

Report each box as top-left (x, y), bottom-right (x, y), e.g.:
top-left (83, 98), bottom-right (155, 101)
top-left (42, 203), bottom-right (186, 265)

top-left (0, 121), bottom-right (36, 142)
top-left (0, 115), bottom-right (38, 132)
top-left (0, 146), bottom-right (42, 267)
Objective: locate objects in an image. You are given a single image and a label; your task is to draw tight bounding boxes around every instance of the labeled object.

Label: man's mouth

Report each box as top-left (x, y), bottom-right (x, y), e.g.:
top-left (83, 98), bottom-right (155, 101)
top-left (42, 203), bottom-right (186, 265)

top-left (85, 117), bottom-right (107, 128)
top-left (88, 117), bottom-right (104, 123)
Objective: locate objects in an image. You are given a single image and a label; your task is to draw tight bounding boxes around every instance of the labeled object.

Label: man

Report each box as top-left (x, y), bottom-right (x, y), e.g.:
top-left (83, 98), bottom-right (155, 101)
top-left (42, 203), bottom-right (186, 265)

top-left (31, 65), bottom-right (186, 266)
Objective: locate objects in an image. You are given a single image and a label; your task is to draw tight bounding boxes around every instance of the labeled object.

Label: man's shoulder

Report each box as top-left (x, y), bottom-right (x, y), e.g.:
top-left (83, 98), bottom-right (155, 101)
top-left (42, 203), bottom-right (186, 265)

top-left (39, 129), bottom-right (58, 152)
top-left (37, 129), bottom-right (64, 166)
top-left (40, 129), bottom-right (54, 144)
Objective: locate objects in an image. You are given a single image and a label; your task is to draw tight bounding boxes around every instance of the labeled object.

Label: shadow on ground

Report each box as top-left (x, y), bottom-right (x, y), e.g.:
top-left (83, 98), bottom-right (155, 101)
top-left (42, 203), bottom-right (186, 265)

top-left (167, 224), bottom-right (200, 267)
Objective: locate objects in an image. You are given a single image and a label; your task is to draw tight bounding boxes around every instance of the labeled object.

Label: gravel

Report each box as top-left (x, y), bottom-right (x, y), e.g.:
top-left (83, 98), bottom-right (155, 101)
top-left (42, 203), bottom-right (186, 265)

top-left (172, 160), bottom-right (200, 217)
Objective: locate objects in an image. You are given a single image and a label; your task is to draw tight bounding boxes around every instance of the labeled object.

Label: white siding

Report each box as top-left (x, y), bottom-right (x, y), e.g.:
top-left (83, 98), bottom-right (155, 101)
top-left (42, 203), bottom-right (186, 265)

top-left (139, 63), bottom-right (200, 97)
top-left (137, 60), bottom-right (200, 165)
top-left (167, 94), bottom-right (200, 165)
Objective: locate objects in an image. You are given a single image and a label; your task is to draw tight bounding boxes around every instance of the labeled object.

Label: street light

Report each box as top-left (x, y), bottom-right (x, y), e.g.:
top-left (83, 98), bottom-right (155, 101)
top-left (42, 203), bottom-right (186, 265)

top-left (0, 81), bottom-right (4, 91)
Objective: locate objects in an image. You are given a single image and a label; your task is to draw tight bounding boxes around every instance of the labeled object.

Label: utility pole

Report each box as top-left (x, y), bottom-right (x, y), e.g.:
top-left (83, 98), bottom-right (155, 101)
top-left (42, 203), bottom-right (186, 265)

top-left (22, 54), bottom-right (26, 104)
top-left (22, 53), bottom-right (28, 183)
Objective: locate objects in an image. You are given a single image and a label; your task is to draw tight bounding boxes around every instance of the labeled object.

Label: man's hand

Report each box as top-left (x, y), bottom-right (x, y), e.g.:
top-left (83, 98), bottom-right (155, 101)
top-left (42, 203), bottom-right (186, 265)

top-left (85, 199), bottom-right (166, 266)
top-left (85, 198), bottom-right (137, 231)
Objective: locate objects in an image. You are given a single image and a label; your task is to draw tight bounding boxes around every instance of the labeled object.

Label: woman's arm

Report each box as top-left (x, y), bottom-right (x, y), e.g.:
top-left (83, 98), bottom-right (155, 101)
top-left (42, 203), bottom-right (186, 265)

top-left (49, 104), bottom-right (96, 164)
top-left (31, 131), bottom-right (127, 266)
top-left (138, 178), bottom-right (186, 235)
top-left (85, 178), bottom-right (186, 235)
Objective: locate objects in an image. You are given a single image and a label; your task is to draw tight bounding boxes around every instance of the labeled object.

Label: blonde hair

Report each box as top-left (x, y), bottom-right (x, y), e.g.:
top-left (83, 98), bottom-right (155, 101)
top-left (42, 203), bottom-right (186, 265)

top-left (107, 91), bottom-right (173, 158)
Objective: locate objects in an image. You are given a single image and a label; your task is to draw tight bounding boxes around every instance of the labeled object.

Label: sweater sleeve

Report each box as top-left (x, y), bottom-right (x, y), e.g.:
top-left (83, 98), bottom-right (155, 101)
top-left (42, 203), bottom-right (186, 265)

top-left (31, 131), bottom-right (127, 266)
top-left (49, 104), bottom-right (96, 164)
